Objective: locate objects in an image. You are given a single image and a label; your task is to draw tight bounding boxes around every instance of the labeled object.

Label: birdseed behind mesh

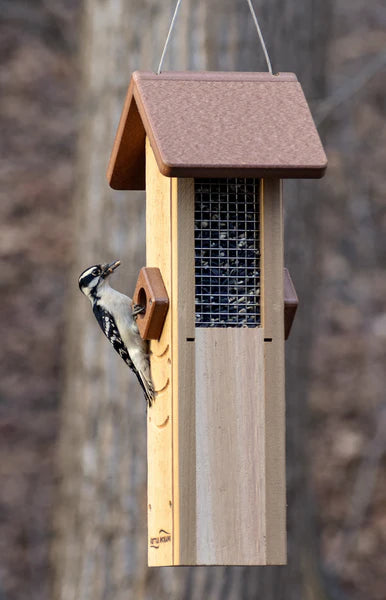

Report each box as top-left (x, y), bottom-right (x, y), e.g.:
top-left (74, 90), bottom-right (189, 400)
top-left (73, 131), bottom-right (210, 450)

top-left (195, 178), bottom-right (261, 327)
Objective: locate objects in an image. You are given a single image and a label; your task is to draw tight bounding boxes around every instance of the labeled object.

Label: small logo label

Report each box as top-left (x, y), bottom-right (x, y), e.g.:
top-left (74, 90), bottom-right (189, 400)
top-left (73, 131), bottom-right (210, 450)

top-left (150, 529), bottom-right (171, 549)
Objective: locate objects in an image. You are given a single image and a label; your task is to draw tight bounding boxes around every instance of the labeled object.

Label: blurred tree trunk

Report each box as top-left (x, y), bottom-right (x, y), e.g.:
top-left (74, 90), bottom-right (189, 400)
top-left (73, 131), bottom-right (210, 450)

top-left (54, 1), bottom-right (332, 599)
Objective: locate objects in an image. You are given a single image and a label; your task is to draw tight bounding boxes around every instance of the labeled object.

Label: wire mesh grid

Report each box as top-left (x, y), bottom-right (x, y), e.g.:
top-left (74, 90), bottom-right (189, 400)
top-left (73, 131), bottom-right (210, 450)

top-left (195, 178), bottom-right (261, 327)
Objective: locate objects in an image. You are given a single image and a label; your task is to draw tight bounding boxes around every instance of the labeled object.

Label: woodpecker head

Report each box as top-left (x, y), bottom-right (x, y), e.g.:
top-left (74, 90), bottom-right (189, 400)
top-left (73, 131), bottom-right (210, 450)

top-left (78, 260), bottom-right (120, 300)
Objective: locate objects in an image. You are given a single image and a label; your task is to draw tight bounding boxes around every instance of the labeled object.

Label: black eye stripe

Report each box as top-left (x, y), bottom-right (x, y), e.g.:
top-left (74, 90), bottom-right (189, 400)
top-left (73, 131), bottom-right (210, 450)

top-left (79, 272), bottom-right (98, 287)
top-left (78, 265), bottom-right (103, 290)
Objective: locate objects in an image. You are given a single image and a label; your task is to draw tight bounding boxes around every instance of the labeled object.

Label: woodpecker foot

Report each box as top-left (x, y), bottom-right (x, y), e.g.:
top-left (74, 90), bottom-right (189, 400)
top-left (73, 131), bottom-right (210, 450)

top-left (132, 304), bottom-right (146, 318)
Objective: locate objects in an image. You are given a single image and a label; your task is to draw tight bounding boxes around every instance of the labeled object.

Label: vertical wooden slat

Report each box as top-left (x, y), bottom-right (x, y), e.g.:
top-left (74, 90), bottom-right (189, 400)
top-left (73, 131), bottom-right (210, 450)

top-left (195, 327), bottom-right (266, 565)
top-left (146, 139), bottom-right (174, 565)
top-left (171, 178), bottom-right (196, 565)
top-left (262, 178), bottom-right (286, 564)
top-left (147, 139), bottom-right (196, 566)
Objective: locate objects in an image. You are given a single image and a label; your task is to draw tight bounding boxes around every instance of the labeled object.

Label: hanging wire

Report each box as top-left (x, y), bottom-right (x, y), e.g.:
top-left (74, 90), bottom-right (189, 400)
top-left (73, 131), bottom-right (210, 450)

top-left (157, 0), bottom-right (273, 75)
top-left (245, 0), bottom-right (273, 74)
top-left (157, 0), bottom-right (183, 74)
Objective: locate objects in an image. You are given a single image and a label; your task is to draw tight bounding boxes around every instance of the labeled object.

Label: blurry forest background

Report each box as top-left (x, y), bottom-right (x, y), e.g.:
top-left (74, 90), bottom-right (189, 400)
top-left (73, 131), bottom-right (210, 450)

top-left (0, 0), bottom-right (385, 599)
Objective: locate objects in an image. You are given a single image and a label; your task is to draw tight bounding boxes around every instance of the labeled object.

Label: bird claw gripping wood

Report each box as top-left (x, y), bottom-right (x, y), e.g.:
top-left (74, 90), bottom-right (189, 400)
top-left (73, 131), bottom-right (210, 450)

top-left (132, 304), bottom-right (146, 319)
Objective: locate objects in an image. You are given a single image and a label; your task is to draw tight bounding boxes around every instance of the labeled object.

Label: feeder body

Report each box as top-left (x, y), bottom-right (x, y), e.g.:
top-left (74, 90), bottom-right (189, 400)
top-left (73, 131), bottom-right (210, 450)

top-left (146, 139), bottom-right (285, 566)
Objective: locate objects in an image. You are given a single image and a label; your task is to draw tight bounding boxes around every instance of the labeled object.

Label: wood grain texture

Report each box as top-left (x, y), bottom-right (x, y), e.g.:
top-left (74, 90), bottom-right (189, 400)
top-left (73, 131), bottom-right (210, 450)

top-left (171, 177), bottom-right (196, 565)
top-left (195, 327), bottom-right (266, 565)
top-left (146, 138), bottom-right (174, 565)
top-left (262, 178), bottom-right (286, 564)
top-left (147, 169), bottom-right (286, 565)
top-left (146, 140), bottom-right (196, 566)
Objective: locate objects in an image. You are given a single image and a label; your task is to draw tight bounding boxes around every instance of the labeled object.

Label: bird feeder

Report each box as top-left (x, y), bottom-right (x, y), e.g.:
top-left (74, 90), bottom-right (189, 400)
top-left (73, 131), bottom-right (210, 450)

top-left (107, 71), bottom-right (327, 566)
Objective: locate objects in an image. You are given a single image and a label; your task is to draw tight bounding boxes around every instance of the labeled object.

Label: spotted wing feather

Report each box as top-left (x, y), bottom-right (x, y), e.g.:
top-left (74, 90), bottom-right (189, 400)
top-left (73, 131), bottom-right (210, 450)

top-left (93, 305), bottom-right (151, 402)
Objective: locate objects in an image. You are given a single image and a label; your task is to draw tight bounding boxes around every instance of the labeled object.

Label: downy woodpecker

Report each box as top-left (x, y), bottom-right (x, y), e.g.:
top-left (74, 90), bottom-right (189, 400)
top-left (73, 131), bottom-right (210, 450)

top-left (78, 260), bottom-right (154, 406)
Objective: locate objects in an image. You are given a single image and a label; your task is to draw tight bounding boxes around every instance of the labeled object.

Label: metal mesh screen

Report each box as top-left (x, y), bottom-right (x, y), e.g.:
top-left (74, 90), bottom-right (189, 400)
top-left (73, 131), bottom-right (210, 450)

top-left (195, 178), bottom-right (261, 327)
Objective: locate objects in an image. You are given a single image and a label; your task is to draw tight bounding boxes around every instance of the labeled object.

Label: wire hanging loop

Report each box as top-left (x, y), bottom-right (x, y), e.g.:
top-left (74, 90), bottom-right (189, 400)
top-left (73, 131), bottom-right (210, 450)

top-left (157, 0), bottom-right (183, 75)
top-left (157, 0), bottom-right (273, 75)
top-left (246, 0), bottom-right (273, 74)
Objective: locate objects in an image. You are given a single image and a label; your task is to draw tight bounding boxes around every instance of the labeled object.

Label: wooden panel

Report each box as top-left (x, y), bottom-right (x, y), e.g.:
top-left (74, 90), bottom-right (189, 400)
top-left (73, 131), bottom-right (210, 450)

top-left (195, 327), bottom-right (266, 565)
top-left (146, 139), bottom-right (196, 566)
top-left (171, 178), bottom-right (196, 565)
top-left (262, 178), bottom-right (286, 564)
top-left (147, 161), bottom-right (285, 565)
top-left (146, 138), bottom-right (174, 565)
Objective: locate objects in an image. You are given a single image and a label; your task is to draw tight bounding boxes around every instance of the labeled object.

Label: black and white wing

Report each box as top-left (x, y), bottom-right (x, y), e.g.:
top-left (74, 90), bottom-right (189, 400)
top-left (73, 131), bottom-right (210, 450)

top-left (92, 304), bottom-right (153, 404)
top-left (93, 305), bottom-right (135, 368)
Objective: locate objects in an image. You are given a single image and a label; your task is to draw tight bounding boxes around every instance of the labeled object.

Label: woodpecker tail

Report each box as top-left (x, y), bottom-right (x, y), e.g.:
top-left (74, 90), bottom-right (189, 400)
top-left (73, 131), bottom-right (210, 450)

top-left (143, 376), bottom-right (155, 407)
top-left (135, 369), bottom-right (155, 407)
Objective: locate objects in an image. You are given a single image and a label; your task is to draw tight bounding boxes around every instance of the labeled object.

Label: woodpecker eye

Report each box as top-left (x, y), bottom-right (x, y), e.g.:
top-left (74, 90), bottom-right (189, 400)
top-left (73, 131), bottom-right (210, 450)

top-left (92, 269), bottom-right (99, 276)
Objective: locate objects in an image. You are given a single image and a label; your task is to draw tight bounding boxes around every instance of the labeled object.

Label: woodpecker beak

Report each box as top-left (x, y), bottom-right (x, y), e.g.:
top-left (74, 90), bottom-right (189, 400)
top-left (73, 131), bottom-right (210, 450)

top-left (102, 260), bottom-right (121, 277)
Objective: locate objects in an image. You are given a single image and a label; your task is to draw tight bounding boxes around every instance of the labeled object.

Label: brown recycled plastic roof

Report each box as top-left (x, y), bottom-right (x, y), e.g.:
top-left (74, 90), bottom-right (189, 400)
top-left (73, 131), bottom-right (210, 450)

top-left (107, 71), bottom-right (327, 190)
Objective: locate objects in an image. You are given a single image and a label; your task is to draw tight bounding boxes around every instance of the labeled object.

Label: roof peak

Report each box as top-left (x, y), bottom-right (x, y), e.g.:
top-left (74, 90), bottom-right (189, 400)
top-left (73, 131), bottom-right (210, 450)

top-left (133, 70), bottom-right (298, 83)
top-left (107, 71), bottom-right (327, 190)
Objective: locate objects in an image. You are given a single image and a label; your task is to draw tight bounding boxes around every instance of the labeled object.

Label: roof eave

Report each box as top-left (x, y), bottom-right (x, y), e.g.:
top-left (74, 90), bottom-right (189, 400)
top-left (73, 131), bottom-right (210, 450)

top-left (157, 163), bottom-right (327, 180)
top-left (107, 71), bottom-right (327, 191)
top-left (107, 80), bottom-right (146, 191)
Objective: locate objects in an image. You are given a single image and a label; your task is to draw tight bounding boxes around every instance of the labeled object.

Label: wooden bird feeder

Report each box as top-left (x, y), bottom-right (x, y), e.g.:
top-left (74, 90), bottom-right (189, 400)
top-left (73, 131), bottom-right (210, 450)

top-left (107, 71), bottom-right (327, 567)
